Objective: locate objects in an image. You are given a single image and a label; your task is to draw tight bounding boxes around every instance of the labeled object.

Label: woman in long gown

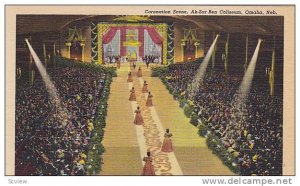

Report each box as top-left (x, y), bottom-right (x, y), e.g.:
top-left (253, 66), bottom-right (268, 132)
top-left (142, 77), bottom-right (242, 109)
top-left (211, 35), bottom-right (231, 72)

top-left (133, 62), bottom-right (137, 70)
top-left (129, 87), bottom-right (136, 101)
top-left (134, 106), bottom-right (144, 125)
top-left (141, 151), bottom-right (155, 176)
top-left (137, 67), bottom-right (142, 77)
top-left (127, 72), bottom-right (133, 82)
top-left (117, 59), bottom-right (121, 69)
top-left (146, 92), bottom-right (153, 107)
top-left (161, 129), bottom-right (173, 152)
top-left (142, 81), bottom-right (148, 93)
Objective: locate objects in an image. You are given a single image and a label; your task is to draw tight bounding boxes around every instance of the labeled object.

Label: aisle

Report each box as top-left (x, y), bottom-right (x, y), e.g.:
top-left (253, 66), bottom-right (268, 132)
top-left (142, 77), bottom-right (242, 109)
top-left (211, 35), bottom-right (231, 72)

top-left (101, 65), bottom-right (142, 175)
top-left (101, 62), bottom-right (235, 175)
top-left (142, 65), bottom-right (235, 175)
top-left (128, 64), bottom-right (183, 175)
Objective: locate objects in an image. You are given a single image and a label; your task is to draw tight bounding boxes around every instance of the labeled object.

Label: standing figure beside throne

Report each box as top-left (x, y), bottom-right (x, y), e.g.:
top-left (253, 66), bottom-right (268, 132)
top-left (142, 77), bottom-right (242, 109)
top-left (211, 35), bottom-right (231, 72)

top-left (131, 50), bottom-right (137, 61)
top-left (127, 50), bottom-right (131, 60)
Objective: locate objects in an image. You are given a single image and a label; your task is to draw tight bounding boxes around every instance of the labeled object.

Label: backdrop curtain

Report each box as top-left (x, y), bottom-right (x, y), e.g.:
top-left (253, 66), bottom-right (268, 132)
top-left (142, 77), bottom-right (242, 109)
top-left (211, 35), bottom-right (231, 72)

top-left (120, 26), bottom-right (127, 56)
top-left (102, 27), bottom-right (118, 44)
top-left (145, 27), bottom-right (163, 44)
top-left (102, 26), bottom-right (163, 57)
top-left (138, 28), bottom-right (145, 58)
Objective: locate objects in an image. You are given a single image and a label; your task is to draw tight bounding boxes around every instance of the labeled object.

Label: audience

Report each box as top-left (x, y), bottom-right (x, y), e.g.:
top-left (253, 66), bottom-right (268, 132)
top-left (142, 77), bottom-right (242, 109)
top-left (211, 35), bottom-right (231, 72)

top-left (159, 62), bottom-right (283, 176)
top-left (16, 57), bottom-right (109, 175)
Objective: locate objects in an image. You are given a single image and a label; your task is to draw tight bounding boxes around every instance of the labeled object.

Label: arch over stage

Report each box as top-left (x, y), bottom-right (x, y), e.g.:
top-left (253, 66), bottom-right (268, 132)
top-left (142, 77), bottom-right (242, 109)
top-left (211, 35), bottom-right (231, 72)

top-left (91, 20), bottom-right (174, 65)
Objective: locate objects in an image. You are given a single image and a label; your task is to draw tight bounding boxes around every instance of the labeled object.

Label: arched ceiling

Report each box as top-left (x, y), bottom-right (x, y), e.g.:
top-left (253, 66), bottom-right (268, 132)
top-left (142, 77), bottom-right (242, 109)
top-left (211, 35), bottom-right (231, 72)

top-left (16, 15), bottom-right (283, 36)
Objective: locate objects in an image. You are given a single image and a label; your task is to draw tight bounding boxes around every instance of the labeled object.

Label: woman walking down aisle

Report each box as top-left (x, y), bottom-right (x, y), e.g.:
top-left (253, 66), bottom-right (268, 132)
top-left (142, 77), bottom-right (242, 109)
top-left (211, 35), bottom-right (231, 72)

top-left (141, 151), bottom-right (155, 176)
top-left (146, 92), bottom-right (153, 107)
top-left (117, 59), bottom-right (121, 69)
top-left (127, 72), bottom-right (133, 82)
top-left (133, 61), bottom-right (137, 70)
top-left (103, 62), bottom-right (233, 175)
top-left (129, 87), bottom-right (136, 101)
top-left (137, 67), bottom-right (142, 77)
top-left (142, 81), bottom-right (149, 93)
top-left (161, 129), bottom-right (173, 153)
top-left (134, 106), bottom-right (144, 125)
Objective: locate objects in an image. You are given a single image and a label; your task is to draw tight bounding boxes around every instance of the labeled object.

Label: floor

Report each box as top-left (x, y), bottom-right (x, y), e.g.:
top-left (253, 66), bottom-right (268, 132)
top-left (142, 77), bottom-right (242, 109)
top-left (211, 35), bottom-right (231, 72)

top-left (101, 62), bottom-right (235, 175)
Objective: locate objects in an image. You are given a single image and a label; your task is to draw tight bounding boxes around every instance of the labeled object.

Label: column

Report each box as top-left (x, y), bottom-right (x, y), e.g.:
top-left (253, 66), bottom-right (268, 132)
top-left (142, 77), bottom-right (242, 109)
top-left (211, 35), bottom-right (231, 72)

top-left (53, 42), bottom-right (56, 56)
top-left (43, 42), bottom-right (47, 69)
top-left (81, 43), bottom-right (85, 62)
top-left (212, 32), bottom-right (216, 70)
top-left (194, 41), bottom-right (199, 59)
top-left (244, 34), bottom-right (248, 72)
top-left (53, 42), bottom-right (56, 66)
top-left (269, 37), bottom-right (275, 96)
top-left (66, 42), bottom-right (71, 59)
top-left (29, 48), bottom-right (34, 84)
top-left (224, 33), bottom-right (229, 74)
top-left (180, 40), bottom-right (186, 62)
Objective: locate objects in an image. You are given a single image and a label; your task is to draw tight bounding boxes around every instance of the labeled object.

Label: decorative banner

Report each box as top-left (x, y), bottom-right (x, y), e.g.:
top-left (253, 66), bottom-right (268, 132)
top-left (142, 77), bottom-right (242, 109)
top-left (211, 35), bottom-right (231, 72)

top-left (167, 22), bottom-right (175, 64)
top-left (91, 22), bottom-right (98, 63)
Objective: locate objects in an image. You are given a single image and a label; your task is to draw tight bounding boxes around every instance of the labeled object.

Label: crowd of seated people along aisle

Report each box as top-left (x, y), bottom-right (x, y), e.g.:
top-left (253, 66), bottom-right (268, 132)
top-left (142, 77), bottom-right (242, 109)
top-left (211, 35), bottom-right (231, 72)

top-left (152, 60), bottom-right (282, 176)
top-left (15, 56), bottom-right (116, 175)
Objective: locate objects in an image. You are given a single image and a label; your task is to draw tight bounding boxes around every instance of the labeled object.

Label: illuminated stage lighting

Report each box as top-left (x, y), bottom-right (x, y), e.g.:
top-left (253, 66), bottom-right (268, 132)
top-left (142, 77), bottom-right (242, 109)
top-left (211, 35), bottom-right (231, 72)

top-left (25, 39), bottom-right (69, 119)
top-left (235, 38), bottom-right (263, 106)
top-left (189, 34), bottom-right (220, 98)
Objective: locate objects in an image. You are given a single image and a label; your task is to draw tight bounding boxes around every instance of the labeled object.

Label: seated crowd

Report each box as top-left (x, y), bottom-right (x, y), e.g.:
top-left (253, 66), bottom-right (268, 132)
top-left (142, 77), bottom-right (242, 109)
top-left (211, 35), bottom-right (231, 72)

top-left (16, 59), bottom-right (107, 175)
top-left (161, 62), bottom-right (283, 176)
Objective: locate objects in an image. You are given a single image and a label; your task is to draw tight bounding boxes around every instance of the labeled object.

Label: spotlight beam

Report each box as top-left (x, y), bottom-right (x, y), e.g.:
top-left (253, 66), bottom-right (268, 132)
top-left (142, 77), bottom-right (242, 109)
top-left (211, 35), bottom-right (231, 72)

top-left (189, 34), bottom-right (220, 97)
top-left (236, 38), bottom-right (263, 105)
top-left (25, 39), bottom-right (64, 110)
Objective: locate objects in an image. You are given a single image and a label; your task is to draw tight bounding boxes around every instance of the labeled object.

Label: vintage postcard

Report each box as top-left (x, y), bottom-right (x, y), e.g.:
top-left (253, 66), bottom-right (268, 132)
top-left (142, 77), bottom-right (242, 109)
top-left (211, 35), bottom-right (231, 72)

top-left (5, 5), bottom-right (295, 177)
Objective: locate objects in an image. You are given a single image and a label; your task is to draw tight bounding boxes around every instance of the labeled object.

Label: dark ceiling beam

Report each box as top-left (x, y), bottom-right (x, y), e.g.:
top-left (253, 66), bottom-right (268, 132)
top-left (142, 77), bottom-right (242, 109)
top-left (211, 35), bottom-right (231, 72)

top-left (169, 15), bottom-right (208, 29)
top-left (59, 15), bottom-right (97, 31)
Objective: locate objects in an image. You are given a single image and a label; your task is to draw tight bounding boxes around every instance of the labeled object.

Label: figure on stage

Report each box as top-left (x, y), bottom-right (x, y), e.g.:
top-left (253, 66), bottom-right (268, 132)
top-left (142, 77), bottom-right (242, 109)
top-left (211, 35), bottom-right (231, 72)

top-left (133, 61), bottom-right (137, 70)
top-left (129, 87), bottom-right (136, 101)
top-left (132, 50), bottom-right (137, 61)
top-left (134, 106), bottom-right (144, 125)
top-left (142, 81), bottom-right (148, 93)
top-left (161, 129), bottom-right (173, 153)
top-left (111, 57), bottom-right (116, 66)
top-left (127, 72), bottom-right (133, 82)
top-left (146, 92), bottom-right (153, 107)
top-left (141, 151), bottom-right (155, 176)
top-left (117, 59), bottom-right (121, 69)
top-left (127, 50), bottom-right (131, 60)
top-left (137, 67), bottom-right (142, 77)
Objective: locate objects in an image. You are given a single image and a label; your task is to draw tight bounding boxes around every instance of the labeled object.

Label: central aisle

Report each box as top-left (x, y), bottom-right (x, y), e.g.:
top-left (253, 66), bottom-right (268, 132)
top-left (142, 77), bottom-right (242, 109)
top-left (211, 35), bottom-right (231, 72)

top-left (101, 62), bottom-right (235, 175)
top-left (101, 64), bottom-right (142, 175)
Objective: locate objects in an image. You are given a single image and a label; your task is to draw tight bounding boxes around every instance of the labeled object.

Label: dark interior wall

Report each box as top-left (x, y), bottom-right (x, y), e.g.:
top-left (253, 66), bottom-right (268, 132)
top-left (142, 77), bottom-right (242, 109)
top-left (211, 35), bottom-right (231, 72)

top-left (203, 31), bottom-right (283, 97)
top-left (59, 23), bottom-right (91, 62)
top-left (60, 20), bottom-right (205, 63)
top-left (16, 32), bottom-right (59, 60)
top-left (174, 23), bottom-right (205, 63)
top-left (16, 31), bottom-right (60, 71)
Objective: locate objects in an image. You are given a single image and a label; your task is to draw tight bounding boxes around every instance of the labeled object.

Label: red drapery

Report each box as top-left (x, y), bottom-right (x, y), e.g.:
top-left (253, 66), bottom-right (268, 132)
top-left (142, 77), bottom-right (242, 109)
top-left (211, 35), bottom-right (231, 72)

top-left (145, 27), bottom-right (163, 44)
top-left (102, 26), bottom-right (163, 57)
top-left (120, 26), bottom-right (127, 56)
top-left (138, 28), bottom-right (144, 58)
top-left (102, 27), bottom-right (118, 44)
